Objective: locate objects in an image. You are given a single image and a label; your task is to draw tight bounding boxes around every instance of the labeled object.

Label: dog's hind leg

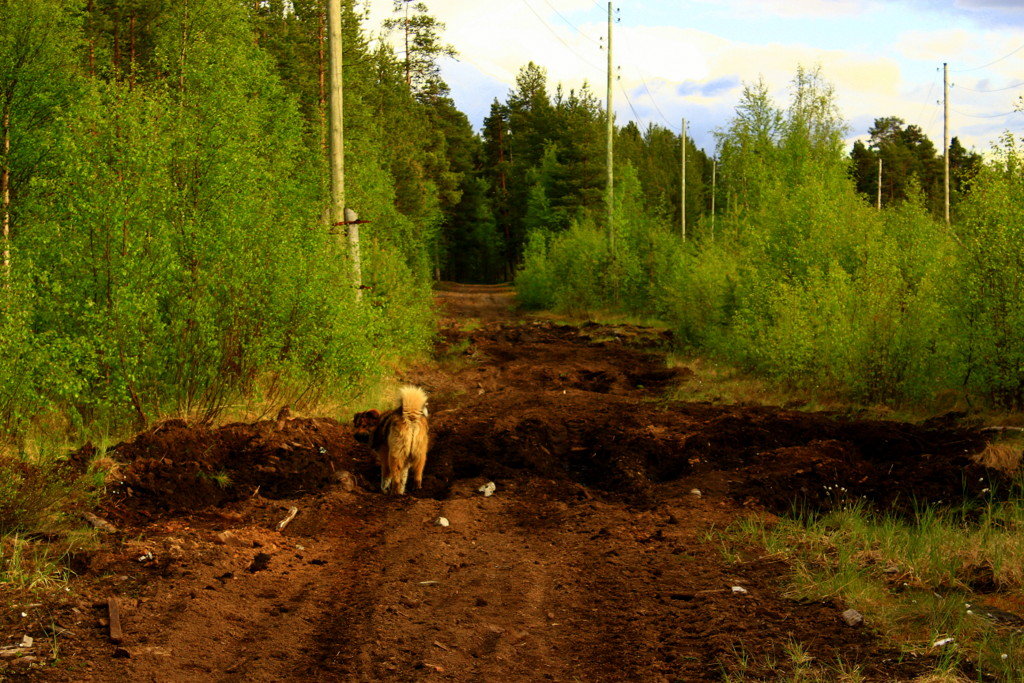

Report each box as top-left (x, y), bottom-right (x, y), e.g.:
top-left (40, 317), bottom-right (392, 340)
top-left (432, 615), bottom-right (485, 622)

top-left (411, 454), bottom-right (426, 490)
top-left (395, 466), bottom-right (411, 496)
top-left (380, 463), bottom-right (392, 494)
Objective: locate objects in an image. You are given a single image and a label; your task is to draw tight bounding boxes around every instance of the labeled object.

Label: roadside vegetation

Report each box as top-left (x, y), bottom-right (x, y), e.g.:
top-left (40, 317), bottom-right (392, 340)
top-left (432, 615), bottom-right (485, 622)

top-left (0, 0), bottom-right (465, 591)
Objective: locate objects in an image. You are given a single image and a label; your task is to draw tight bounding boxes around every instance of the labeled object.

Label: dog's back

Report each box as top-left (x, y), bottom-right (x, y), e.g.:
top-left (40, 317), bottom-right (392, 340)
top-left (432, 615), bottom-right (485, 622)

top-left (379, 386), bottom-right (429, 495)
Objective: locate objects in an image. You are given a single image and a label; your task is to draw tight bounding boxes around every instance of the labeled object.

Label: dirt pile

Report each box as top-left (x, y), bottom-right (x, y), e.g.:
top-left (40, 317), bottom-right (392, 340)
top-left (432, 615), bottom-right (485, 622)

top-left (424, 318), bottom-right (996, 513)
top-left (109, 417), bottom-right (358, 512)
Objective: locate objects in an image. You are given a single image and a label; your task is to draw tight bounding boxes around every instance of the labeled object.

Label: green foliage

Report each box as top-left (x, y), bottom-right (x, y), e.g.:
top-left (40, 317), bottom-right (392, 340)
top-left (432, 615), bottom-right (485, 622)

top-left (949, 135), bottom-right (1024, 408)
top-left (517, 67), bottom-right (1011, 407)
top-left (0, 0), bottom-right (446, 439)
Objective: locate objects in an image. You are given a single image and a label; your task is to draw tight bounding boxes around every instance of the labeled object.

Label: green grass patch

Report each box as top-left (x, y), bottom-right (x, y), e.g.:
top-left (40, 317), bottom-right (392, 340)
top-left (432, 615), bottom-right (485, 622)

top-left (721, 497), bottom-right (1024, 680)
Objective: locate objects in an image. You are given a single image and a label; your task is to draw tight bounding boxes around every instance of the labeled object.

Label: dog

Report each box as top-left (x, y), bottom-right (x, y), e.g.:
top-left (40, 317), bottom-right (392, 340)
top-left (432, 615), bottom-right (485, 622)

top-left (352, 386), bottom-right (429, 495)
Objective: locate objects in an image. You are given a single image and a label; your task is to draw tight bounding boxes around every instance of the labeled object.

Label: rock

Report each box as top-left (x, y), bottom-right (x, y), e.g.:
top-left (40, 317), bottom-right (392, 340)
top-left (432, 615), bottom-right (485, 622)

top-left (690, 489), bottom-right (702, 497)
top-left (932, 637), bottom-right (955, 648)
top-left (335, 470), bottom-right (358, 492)
top-left (842, 608), bottom-right (864, 627)
top-left (19, 636), bottom-right (33, 648)
top-left (434, 517), bottom-right (450, 527)
top-left (730, 586), bottom-right (748, 594)
top-left (478, 481), bottom-right (496, 497)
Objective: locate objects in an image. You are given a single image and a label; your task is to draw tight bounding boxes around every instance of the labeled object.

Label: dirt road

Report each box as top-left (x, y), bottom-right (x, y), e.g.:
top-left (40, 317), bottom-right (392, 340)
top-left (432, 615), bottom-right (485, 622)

top-left (26, 284), bottom-right (994, 681)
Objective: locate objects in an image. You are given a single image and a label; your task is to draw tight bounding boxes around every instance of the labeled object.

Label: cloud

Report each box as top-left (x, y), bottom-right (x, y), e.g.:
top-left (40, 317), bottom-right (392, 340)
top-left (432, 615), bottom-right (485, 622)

top-left (360, 0), bottom-right (1024, 151)
top-left (677, 76), bottom-right (741, 97)
top-left (688, 0), bottom-right (868, 17)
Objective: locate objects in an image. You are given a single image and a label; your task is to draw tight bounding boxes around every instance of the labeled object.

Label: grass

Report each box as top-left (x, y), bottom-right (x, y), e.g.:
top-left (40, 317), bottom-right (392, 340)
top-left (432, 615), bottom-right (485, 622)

top-left (720, 493), bottom-right (1024, 681)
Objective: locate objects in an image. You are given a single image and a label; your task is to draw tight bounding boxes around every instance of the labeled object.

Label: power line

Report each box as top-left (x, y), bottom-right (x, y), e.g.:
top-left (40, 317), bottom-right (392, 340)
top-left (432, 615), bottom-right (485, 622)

top-left (519, 0), bottom-right (603, 72)
top-left (954, 81), bottom-right (1024, 93)
top-left (539, 0), bottom-right (600, 46)
top-left (953, 41), bottom-right (1024, 73)
top-left (617, 22), bottom-right (679, 133)
top-left (619, 78), bottom-right (645, 124)
top-left (952, 107), bottom-right (1022, 119)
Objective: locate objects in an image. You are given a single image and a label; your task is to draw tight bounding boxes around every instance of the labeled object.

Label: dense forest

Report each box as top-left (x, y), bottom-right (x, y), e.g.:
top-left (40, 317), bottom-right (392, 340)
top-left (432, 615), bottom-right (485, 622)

top-left (1, 0), bottom-right (1021, 443)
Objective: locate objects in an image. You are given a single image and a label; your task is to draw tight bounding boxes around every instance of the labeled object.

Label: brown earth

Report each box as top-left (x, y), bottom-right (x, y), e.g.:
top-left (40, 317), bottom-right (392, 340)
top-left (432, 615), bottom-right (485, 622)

top-left (4, 283), bottom-right (1006, 681)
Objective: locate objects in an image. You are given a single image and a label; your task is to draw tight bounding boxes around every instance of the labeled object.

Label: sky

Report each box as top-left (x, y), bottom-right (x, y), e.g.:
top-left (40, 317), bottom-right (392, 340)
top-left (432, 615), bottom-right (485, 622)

top-left (361, 0), bottom-right (1024, 153)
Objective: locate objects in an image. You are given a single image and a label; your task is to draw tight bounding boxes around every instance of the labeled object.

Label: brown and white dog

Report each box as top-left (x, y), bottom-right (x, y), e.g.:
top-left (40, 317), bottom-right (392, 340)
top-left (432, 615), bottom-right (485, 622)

top-left (352, 386), bottom-right (429, 495)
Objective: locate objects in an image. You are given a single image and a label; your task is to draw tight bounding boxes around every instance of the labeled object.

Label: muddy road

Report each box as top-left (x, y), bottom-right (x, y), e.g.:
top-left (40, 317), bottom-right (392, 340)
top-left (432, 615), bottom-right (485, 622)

top-left (24, 284), bottom-right (997, 681)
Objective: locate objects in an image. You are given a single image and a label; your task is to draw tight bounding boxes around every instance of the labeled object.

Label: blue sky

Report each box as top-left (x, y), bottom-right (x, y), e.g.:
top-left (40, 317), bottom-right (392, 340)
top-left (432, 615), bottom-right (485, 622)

top-left (364, 0), bottom-right (1024, 153)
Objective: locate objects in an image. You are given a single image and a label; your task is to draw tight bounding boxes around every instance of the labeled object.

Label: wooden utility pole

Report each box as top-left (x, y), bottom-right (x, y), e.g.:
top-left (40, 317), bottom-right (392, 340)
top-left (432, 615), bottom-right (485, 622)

top-left (943, 62), bottom-right (950, 225)
top-left (605, 1), bottom-right (614, 250)
top-left (877, 158), bottom-right (882, 211)
top-left (328, 0), bottom-right (361, 297)
top-left (680, 118), bottom-right (686, 241)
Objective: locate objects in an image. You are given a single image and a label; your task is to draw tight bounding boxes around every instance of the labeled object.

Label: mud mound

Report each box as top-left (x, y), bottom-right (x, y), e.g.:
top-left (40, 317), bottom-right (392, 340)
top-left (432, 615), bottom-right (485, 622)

top-left (109, 418), bottom-right (355, 511)
top-left (430, 392), bottom-right (998, 512)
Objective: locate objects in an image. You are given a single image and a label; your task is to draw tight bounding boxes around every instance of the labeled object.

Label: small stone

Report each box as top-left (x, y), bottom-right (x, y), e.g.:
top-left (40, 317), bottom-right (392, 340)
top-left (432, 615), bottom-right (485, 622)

top-left (434, 517), bottom-right (450, 527)
top-left (335, 470), bottom-right (357, 492)
top-left (932, 637), bottom-right (955, 648)
top-left (842, 609), bottom-right (864, 627)
top-left (690, 489), bottom-right (702, 497)
top-left (730, 586), bottom-right (748, 594)
top-left (478, 482), bottom-right (496, 497)
top-left (19, 636), bottom-right (33, 648)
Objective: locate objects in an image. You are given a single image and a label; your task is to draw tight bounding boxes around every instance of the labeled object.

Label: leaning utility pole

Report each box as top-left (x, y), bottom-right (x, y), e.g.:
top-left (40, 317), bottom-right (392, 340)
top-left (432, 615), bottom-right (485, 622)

top-left (605, 0), bottom-right (614, 250)
top-left (943, 62), bottom-right (950, 225)
top-left (877, 158), bottom-right (882, 211)
top-left (680, 118), bottom-right (687, 241)
top-left (327, 0), bottom-right (361, 297)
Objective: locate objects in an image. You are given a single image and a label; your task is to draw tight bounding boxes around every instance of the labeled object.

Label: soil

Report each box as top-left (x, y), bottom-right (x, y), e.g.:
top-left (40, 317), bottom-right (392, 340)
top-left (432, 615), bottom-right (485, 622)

top-left (4, 283), bottom-right (1006, 681)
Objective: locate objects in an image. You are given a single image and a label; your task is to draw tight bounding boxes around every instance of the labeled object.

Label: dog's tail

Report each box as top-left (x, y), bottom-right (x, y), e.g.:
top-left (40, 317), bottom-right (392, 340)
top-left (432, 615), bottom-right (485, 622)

top-left (398, 385), bottom-right (428, 421)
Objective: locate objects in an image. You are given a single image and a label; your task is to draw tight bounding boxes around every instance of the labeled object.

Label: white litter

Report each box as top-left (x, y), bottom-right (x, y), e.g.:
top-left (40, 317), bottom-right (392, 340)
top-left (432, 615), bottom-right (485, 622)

top-left (932, 637), bottom-right (955, 648)
top-left (435, 517), bottom-right (450, 527)
top-left (690, 489), bottom-right (702, 497)
top-left (731, 586), bottom-right (748, 594)
top-left (19, 636), bottom-right (32, 649)
top-left (478, 482), bottom-right (496, 497)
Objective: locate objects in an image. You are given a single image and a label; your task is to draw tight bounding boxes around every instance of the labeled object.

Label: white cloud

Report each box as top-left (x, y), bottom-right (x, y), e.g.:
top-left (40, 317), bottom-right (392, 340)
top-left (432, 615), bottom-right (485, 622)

top-left (359, 0), bottom-right (1024, 151)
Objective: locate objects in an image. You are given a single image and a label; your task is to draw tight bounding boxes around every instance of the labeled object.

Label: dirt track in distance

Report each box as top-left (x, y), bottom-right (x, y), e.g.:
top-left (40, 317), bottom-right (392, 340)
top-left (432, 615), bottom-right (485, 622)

top-left (21, 283), bottom-right (999, 682)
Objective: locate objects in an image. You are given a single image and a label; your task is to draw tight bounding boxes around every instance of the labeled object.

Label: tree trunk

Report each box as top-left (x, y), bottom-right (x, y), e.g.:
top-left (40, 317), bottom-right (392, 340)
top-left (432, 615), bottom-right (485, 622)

top-left (179, 0), bottom-right (189, 91)
top-left (318, 1), bottom-right (327, 152)
top-left (2, 109), bottom-right (10, 281)
top-left (129, 13), bottom-right (137, 90)
top-left (87, 0), bottom-right (96, 76)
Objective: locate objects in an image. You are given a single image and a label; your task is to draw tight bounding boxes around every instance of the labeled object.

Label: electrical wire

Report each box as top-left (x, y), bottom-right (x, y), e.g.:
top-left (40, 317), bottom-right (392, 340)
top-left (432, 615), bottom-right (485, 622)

top-left (953, 41), bottom-right (1024, 73)
top-left (539, 0), bottom-right (600, 46)
top-left (951, 108), bottom-right (1022, 119)
top-left (617, 22), bottom-right (679, 133)
top-left (519, 0), bottom-right (603, 72)
top-left (955, 81), bottom-right (1024, 93)
top-left (619, 79), bottom-right (645, 124)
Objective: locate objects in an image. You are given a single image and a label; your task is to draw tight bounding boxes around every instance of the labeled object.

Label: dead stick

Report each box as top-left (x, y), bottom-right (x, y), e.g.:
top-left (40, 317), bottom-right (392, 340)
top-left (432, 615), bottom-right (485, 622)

top-left (277, 507), bottom-right (299, 532)
top-left (107, 598), bottom-right (123, 644)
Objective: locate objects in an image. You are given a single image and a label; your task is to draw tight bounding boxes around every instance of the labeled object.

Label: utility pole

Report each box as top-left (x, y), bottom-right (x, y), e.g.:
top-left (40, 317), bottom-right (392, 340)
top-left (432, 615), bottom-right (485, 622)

top-left (605, 0), bottom-right (614, 250)
top-left (680, 118), bottom-right (686, 241)
top-left (327, 0), bottom-right (361, 297)
top-left (877, 157), bottom-right (882, 211)
top-left (710, 159), bottom-right (717, 238)
top-left (943, 62), bottom-right (950, 225)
